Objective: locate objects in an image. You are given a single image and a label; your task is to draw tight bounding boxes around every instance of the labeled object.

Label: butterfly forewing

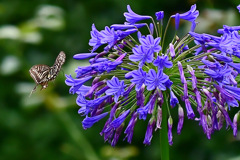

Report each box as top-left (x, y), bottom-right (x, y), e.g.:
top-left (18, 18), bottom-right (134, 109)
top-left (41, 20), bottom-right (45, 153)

top-left (49, 51), bottom-right (66, 81)
top-left (29, 51), bottom-right (66, 96)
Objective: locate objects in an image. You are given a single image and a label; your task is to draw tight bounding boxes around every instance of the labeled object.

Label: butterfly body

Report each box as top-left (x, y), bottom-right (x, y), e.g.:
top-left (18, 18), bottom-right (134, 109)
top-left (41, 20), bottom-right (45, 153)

top-left (29, 51), bottom-right (66, 95)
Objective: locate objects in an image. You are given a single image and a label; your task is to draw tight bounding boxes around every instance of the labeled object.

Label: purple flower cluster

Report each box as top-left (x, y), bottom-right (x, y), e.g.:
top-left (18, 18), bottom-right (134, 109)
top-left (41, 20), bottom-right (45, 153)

top-left (65, 4), bottom-right (240, 146)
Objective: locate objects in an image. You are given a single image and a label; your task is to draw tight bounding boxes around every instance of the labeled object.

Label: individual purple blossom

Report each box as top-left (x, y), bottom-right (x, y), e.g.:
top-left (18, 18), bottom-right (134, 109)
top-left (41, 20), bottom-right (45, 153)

top-left (169, 43), bottom-right (175, 59)
top-left (171, 4), bottom-right (199, 30)
top-left (204, 63), bottom-right (232, 84)
top-left (89, 58), bottom-right (108, 64)
top-left (155, 11), bottom-right (164, 21)
top-left (137, 93), bottom-right (157, 120)
top-left (82, 112), bottom-right (109, 129)
top-left (217, 104), bottom-right (233, 128)
top-left (136, 86), bottom-right (145, 108)
top-left (185, 99), bottom-right (195, 119)
top-left (153, 55), bottom-right (173, 70)
top-left (73, 53), bottom-right (98, 60)
top-left (228, 62), bottom-right (240, 73)
top-left (233, 112), bottom-right (239, 137)
top-left (65, 75), bottom-right (92, 94)
top-left (85, 81), bottom-right (105, 98)
top-left (105, 109), bottom-right (131, 132)
top-left (129, 45), bottom-right (154, 67)
top-left (178, 61), bottom-right (186, 83)
top-left (168, 116), bottom-right (173, 145)
top-left (211, 53), bottom-right (232, 63)
top-left (105, 76), bottom-right (126, 102)
top-left (124, 112), bottom-right (138, 143)
top-left (111, 125), bottom-right (124, 146)
top-left (77, 94), bottom-right (109, 115)
top-left (89, 24), bottom-right (103, 52)
top-left (224, 85), bottom-right (240, 101)
top-left (143, 118), bottom-right (156, 145)
top-left (155, 106), bottom-right (162, 130)
top-left (124, 5), bottom-right (151, 24)
top-left (116, 29), bottom-right (138, 40)
top-left (139, 35), bottom-right (161, 53)
top-left (170, 89), bottom-right (179, 107)
top-left (214, 84), bottom-right (239, 107)
top-left (237, 5), bottom-right (240, 13)
top-left (217, 25), bottom-right (240, 34)
top-left (177, 105), bottom-right (184, 134)
top-left (149, 23), bottom-right (154, 35)
top-left (130, 68), bottom-right (147, 91)
top-left (75, 85), bottom-right (91, 96)
top-left (100, 26), bottom-right (118, 49)
top-left (145, 69), bottom-right (169, 91)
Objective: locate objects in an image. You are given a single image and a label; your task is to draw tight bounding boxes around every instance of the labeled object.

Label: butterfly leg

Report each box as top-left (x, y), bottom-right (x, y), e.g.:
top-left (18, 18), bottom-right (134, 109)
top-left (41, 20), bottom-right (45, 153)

top-left (29, 84), bottom-right (38, 97)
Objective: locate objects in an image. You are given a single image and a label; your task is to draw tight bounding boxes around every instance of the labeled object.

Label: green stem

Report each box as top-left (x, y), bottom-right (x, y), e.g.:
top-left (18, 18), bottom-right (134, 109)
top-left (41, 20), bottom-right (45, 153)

top-left (160, 92), bottom-right (169, 160)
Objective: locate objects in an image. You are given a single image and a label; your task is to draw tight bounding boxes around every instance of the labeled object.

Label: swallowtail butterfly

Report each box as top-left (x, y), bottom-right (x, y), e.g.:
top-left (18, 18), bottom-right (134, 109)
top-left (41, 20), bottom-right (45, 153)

top-left (29, 51), bottom-right (66, 96)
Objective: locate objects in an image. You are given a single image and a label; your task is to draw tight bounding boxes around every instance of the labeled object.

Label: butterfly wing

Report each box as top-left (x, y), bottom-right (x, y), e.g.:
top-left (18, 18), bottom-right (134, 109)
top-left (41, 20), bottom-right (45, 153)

top-left (49, 51), bottom-right (66, 81)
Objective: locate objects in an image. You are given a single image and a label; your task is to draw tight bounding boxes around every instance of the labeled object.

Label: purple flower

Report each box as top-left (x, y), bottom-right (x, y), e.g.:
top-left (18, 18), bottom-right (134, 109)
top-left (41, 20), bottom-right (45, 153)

top-left (111, 125), bottom-right (124, 146)
top-left (224, 85), bottom-right (240, 101)
top-left (233, 112), bottom-right (239, 137)
top-left (130, 68), bottom-right (147, 91)
top-left (155, 11), bottom-right (164, 21)
top-left (129, 45), bottom-right (154, 67)
top-left (211, 53), bottom-right (232, 63)
top-left (106, 76), bottom-right (126, 102)
top-left (65, 75), bottom-right (92, 94)
top-left (82, 112), bottom-right (109, 129)
top-left (217, 25), bottom-right (240, 34)
top-left (177, 106), bottom-right (184, 134)
top-left (214, 84), bottom-right (238, 107)
top-left (185, 99), bottom-right (195, 119)
top-left (169, 43), bottom-right (175, 59)
top-left (137, 93), bottom-right (157, 120)
top-left (85, 81), bottom-right (105, 98)
top-left (139, 35), bottom-right (161, 53)
top-left (178, 61), bottom-right (186, 83)
top-left (171, 4), bottom-right (199, 30)
top-left (143, 118), bottom-right (156, 145)
top-left (156, 107), bottom-right (162, 130)
top-left (100, 26), bottom-right (118, 48)
top-left (89, 24), bottom-right (103, 52)
top-left (168, 117), bottom-right (173, 145)
top-left (77, 94), bottom-right (109, 115)
top-left (145, 69), bottom-right (169, 91)
top-left (204, 63), bottom-right (232, 84)
top-left (124, 112), bottom-right (138, 143)
top-left (153, 55), bottom-right (173, 70)
top-left (170, 89), bottom-right (179, 107)
top-left (73, 53), bottom-right (97, 60)
top-left (228, 62), bottom-right (240, 73)
top-left (237, 5), bottom-right (240, 13)
top-left (105, 109), bottom-right (130, 132)
top-left (116, 29), bottom-right (138, 40)
top-left (124, 5), bottom-right (151, 24)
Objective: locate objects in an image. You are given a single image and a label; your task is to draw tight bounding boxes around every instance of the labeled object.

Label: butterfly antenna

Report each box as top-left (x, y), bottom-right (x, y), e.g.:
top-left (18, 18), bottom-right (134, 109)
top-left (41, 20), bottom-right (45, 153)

top-left (29, 85), bottom-right (37, 97)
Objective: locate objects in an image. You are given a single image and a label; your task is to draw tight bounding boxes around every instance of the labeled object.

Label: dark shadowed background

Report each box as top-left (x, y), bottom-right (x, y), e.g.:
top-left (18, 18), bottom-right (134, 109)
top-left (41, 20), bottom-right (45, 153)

top-left (0, 0), bottom-right (240, 160)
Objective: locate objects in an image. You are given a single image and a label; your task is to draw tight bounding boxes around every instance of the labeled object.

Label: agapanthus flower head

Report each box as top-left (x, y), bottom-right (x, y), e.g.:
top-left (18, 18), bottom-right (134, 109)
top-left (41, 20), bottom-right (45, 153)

top-left (66, 4), bottom-right (240, 146)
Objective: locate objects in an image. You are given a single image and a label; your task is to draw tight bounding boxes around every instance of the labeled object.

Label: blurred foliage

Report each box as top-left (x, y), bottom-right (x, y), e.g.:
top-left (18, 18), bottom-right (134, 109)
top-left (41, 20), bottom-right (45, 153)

top-left (0, 0), bottom-right (240, 160)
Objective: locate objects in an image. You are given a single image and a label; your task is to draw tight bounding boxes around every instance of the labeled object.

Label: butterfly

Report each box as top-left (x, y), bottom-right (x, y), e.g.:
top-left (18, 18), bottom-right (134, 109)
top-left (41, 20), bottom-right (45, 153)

top-left (29, 51), bottom-right (66, 96)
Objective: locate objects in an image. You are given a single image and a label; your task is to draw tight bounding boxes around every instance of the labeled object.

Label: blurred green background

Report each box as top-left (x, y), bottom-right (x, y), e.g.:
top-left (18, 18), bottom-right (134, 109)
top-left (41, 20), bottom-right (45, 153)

top-left (0, 0), bottom-right (240, 160)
